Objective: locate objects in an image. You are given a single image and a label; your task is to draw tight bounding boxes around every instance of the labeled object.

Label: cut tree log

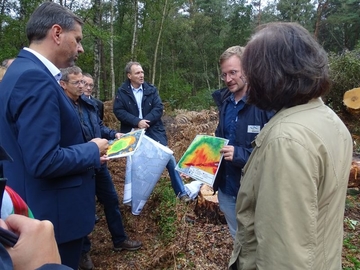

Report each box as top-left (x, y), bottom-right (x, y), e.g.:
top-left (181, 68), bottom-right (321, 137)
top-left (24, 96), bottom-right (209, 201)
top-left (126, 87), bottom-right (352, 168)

top-left (343, 87), bottom-right (360, 114)
top-left (194, 184), bottom-right (226, 225)
top-left (349, 154), bottom-right (360, 188)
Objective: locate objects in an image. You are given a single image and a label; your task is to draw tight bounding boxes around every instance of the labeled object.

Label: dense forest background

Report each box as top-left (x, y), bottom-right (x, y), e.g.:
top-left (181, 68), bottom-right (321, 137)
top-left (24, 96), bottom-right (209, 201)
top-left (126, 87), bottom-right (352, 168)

top-left (0, 0), bottom-right (360, 111)
top-left (1, 1), bottom-right (359, 268)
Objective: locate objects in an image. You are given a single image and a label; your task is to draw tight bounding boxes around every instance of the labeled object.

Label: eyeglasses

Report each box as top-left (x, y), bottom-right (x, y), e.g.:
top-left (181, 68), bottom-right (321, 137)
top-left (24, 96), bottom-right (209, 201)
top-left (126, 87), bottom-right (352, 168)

top-left (67, 80), bottom-right (85, 86)
top-left (84, 83), bottom-right (94, 89)
top-left (220, 70), bottom-right (240, 81)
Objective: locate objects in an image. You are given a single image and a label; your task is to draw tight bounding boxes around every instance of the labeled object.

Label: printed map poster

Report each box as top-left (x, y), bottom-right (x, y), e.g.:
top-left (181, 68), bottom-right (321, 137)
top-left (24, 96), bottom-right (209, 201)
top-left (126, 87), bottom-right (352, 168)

top-left (175, 135), bottom-right (229, 186)
top-left (107, 129), bottom-right (145, 159)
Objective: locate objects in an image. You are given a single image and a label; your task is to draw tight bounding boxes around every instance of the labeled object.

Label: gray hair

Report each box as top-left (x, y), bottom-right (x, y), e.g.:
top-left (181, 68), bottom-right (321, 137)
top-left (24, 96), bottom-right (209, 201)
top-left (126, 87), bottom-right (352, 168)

top-left (60, 66), bottom-right (82, 81)
top-left (26, 2), bottom-right (83, 43)
top-left (125, 61), bottom-right (141, 74)
top-left (82, 72), bottom-right (93, 79)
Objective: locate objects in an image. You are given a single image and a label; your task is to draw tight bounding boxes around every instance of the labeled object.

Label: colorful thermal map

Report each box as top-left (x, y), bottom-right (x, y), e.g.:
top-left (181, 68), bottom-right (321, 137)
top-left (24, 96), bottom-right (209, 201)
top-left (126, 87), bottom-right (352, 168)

top-left (106, 129), bottom-right (144, 158)
top-left (177, 135), bottom-right (228, 175)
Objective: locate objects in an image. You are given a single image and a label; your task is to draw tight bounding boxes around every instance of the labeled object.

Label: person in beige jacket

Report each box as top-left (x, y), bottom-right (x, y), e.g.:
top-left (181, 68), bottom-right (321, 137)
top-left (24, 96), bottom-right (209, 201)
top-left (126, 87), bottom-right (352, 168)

top-left (229, 22), bottom-right (353, 270)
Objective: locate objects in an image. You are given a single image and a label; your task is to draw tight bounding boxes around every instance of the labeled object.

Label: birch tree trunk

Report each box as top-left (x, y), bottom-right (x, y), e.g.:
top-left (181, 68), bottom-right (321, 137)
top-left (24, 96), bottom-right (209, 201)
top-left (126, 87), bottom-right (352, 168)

top-left (110, 0), bottom-right (115, 98)
top-left (314, 0), bottom-right (328, 39)
top-left (151, 0), bottom-right (168, 85)
top-left (93, 0), bottom-right (101, 98)
top-left (130, 0), bottom-right (138, 60)
top-left (0, 0), bottom-right (7, 37)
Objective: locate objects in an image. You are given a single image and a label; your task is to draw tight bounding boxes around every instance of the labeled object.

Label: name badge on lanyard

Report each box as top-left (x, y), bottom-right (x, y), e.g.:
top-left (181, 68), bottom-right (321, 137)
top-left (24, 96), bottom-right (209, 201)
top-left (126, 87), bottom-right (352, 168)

top-left (247, 125), bottom-right (261, 133)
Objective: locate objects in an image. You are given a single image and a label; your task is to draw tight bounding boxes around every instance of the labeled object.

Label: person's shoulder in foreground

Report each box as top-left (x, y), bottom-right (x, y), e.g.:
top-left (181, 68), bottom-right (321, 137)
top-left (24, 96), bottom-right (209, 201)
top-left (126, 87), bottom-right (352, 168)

top-left (0, 147), bottom-right (72, 270)
top-left (229, 22), bottom-right (353, 270)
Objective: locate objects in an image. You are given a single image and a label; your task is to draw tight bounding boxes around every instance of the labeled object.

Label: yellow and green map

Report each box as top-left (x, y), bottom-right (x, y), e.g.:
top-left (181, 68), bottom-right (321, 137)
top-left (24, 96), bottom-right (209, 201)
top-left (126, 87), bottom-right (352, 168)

top-left (107, 129), bottom-right (145, 158)
top-left (175, 135), bottom-right (228, 186)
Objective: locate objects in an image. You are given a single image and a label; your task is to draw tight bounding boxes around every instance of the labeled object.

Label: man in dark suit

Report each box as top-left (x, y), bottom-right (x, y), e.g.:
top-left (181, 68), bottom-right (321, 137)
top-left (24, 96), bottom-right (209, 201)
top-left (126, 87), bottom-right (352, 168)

top-left (0, 2), bottom-right (108, 269)
top-left (82, 73), bottom-right (104, 120)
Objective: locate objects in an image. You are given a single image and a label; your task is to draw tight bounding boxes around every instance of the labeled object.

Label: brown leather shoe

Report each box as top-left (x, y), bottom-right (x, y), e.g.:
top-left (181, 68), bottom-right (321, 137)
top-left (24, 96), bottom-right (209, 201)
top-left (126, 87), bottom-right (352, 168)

top-left (113, 239), bottom-right (142, 251)
top-left (79, 252), bottom-right (94, 270)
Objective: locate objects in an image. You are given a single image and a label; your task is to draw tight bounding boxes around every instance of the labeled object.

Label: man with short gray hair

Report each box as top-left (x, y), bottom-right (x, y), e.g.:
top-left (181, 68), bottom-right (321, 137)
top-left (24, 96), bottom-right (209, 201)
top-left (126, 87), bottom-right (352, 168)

top-left (60, 66), bottom-right (142, 270)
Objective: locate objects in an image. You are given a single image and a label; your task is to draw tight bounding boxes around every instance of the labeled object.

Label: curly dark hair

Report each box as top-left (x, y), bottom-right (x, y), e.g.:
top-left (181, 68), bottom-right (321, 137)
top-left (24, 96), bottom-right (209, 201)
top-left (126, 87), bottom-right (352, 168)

top-left (243, 22), bottom-right (330, 111)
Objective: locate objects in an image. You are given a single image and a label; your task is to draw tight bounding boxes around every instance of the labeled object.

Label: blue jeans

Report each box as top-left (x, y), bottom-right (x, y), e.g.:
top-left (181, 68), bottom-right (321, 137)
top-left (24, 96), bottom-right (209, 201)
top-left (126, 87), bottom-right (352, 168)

top-left (82, 164), bottom-right (127, 253)
top-left (166, 155), bottom-right (186, 197)
top-left (218, 188), bottom-right (236, 239)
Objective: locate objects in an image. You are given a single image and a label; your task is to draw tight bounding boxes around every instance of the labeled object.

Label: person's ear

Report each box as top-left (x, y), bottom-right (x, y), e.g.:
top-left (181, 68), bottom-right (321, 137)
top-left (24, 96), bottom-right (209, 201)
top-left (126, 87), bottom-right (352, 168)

top-left (51, 24), bottom-right (63, 45)
top-left (59, 80), bottom-right (66, 89)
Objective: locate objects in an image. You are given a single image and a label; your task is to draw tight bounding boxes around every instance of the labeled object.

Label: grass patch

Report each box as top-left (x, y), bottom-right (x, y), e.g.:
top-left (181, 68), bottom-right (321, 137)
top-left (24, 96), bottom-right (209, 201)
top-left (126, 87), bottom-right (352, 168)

top-left (343, 217), bottom-right (360, 270)
top-left (150, 178), bottom-right (178, 243)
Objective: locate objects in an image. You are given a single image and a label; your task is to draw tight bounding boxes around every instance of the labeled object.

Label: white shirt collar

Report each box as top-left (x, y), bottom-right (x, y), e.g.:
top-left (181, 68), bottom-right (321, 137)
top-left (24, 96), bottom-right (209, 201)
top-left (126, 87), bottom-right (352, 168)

top-left (131, 84), bottom-right (142, 91)
top-left (23, 47), bottom-right (62, 81)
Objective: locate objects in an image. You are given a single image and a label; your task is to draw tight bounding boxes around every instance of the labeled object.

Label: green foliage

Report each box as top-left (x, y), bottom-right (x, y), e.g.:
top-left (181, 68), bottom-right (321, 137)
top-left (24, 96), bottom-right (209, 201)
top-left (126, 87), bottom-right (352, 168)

top-left (259, 1), bottom-right (281, 24)
top-left (318, 0), bottom-right (360, 52)
top-left (344, 217), bottom-right (358, 231)
top-left (150, 178), bottom-right (178, 243)
top-left (327, 49), bottom-right (360, 112)
top-left (0, 17), bottom-right (28, 60)
top-left (160, 76), bottom-right (215, 111)
top-left (1, 0), bottom-right (359, 117)
top-left (177, 88), bottom-right (215, 111)
top-left (225, 3), bottom-right (252, 48)
top-left (343, 234), bottom-right (360, 270)
top-left (276, 0), bottom-right (315, 31)
top-left (343, 194), bottom-right (360, 270)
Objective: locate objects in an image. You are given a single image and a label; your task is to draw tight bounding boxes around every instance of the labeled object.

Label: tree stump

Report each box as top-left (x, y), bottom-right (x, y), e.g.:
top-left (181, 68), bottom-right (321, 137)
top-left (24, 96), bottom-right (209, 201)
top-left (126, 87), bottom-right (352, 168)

top-left (349, 154), bottom-right (360, 188)
top-left (343, 87), bottom-right (360, 114)
top-left (194, 184), bottom-right (226, 225)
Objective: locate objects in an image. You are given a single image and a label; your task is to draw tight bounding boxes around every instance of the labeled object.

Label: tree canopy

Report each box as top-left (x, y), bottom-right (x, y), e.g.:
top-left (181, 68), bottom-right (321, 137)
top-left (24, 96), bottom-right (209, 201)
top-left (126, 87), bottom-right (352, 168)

top-left (1, 0), bottom-right (359, 110)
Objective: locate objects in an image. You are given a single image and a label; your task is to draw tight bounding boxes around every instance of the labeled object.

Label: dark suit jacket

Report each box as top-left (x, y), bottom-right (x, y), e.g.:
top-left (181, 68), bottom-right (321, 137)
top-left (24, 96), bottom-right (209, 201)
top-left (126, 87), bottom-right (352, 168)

top-left (0, 49), bottom-right (101, 244)
top-left (91, 96), bottom-right (104, 120)
top-left (79, 95), bottom-right (116, 140)
top-left (113, 80), bottom-right (167, 145)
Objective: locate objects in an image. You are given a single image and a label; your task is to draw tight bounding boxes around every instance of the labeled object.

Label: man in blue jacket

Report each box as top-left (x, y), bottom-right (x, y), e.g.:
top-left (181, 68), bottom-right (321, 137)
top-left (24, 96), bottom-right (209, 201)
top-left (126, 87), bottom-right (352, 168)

top-left (60, 66), bottom-right (142, 270)
top-left (82, 73), bottom-right (104, 121)
top-left (212, 46), bottom-right (274, 239)
top-left (113, 61), bottom-right (190, 202)
top-left (0, 3), bottom-right (108, 269)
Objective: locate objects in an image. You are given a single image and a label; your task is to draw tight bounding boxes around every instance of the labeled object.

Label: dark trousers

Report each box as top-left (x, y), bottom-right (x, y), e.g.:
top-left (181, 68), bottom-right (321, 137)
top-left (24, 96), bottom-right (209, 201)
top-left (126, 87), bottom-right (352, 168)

top-left (58, 238), bottom-right (84, 269)
top-left (82, 165), bottom-right (127, 253)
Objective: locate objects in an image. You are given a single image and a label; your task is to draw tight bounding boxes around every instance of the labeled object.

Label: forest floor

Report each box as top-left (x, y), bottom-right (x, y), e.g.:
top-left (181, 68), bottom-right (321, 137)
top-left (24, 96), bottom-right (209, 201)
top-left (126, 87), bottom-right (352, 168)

top-left (87, 101), bottom-right (360, 270)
